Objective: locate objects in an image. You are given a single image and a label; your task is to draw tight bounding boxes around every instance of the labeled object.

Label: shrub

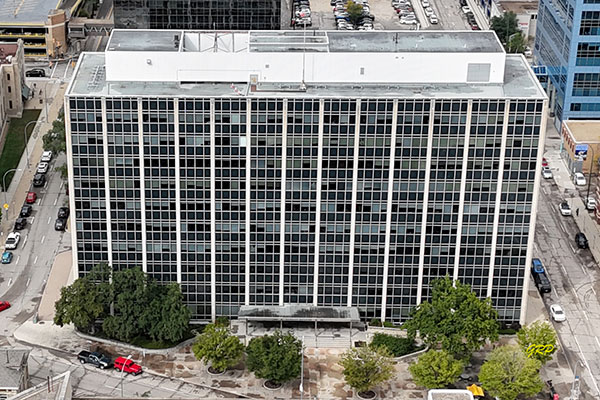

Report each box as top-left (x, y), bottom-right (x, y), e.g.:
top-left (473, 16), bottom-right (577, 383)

top-left (369, 318), bottom-right (382, 327)
top-left (371, 333), bottom-right (417, 357)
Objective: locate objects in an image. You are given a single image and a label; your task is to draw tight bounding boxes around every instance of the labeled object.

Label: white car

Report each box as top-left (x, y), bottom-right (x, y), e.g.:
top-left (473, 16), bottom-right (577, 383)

top-left (559, 201), bottom-right (571, 216)
top-left (424, 6), bottom-right (434, 16)
top-left (5, 232), bottom-right (21, 250)
top-left (429, 14), bottom-right (439, 24)
top-left (401, 18), bottom-right (418, 24)
top-left (550, 304), bottom-right (566, 322)
top-left (586, 197), bottom-right (597, 210)
top-left (41, 151), bottom-right (53, 162)
top-left (542, 166), bottom-right (553, 179)
top-left (524, 47), bottom-right (533, 57)
top-left (421, 0), bottom-right (430, 7)
top-left (573, 172), bottom-right (586, 186)
top-left (37, 162), bottom-right (49, 174)
top-left (462, 5), bottom-right (471, 13)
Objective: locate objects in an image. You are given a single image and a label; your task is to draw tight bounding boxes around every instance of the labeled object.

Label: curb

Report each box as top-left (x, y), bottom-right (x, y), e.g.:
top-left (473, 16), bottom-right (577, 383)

top-left (74, 330), bottom-right (197, 355)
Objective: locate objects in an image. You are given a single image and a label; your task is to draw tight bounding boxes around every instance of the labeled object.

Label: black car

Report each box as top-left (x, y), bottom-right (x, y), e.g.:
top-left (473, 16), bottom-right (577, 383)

top-left (25, 68), bottom-right (46, 77)
top-left (77, 351), bottom-right (112, 369)
top-left (14, 218), bottom-right (27, 230)
top-left (575, 232), bottom-right (589, 249)
top-left (20, 204), bottom-right (32, 217)
top-left (58, 207), bottom-right (70, 219)
top-left (55, 218), bottom-right (67, 231)
top-left (32, 173), bottom-right (46, 187)
top-left (534, 273), bottom-right (552, 294)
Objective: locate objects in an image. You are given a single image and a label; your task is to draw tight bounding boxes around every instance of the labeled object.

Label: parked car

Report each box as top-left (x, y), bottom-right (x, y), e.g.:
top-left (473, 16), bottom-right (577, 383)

top-left (20, 204), bottom-right (32, 217)
top-left (586, 197), bottom-right (596, 210)
top-left (574, 172), bottom-right (586, 186)
top-left (559, 201), bottom-right (572, 216)
top-left (424, 6), bottom-right (434, 16)
top-left (25, 68), bottom-right (45, 77)
top-left (534, 272), bottom-right (552, 294)
top-left (429, 14), bottom-right (438, 24)
top-left (461, 5), bottom-right (471, 13)
top-left (1, 251), bottom-right (13, 264)
top-left (575, 232), bottom-right (589, 249)
top-left (421, 0), bottom-right (430, 6)
top-left (33, 173), bottom-right (46, 187)
top-left (114, 357), bottom-right (143, 375)
top-left (41, 151), bottom-right (53, 162)
top-left (5, 232), bottom-right (21, 250)
top-left (524, 46), bottom-right (533, 57)
top-left (542, 157), bottom-right (548, 167)
top-left (14, 217), bottom-right (27, 230)
top-left (550, 304), bottom-right (566, 322)
top-left (531, 258), bottom-right (545, 275)
top-left (58, 207), bottom-right (70, 218)
top-left (37, 162), bottom-right (49, 174)
top-left (0, 301), bottom-right (10, 312)
top-left (78, 351), bottom-right (112, 369)
top-left (55, 218), bottom-right (67, 231)
top-left (26, 192), bottom-right (37, 204)
top-left (542, 166), bottom-right (553, 179)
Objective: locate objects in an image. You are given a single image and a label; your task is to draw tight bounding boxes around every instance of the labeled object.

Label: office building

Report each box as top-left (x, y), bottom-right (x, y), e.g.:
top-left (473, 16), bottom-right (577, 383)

top-left (113, 0), bottom-right (285, 30)
top-left (534, 0), bottom-right (600, 129)
top-left (66, 30), bottom-right (547, 324)
top-left (0, 40), bottom-right (26, 132)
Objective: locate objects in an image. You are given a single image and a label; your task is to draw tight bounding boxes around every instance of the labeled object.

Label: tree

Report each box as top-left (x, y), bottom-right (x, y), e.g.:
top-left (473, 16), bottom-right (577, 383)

top-left (507, 32), bottom-right (527, 54)
top-left (345, 0), bottom-right (364, 26)
top-left (246, 330), bottom-right (302, 385)
top-left (192, 323), bottom-right (244, 372)
top-left (339, 346), bottom-right (394, 396)
top-left (370, 333), bottom-right (416, 357)
top-left (402, 276), bottom-right (499, 359)
top-left (57, 163), bottom-right (68, 181)
top-left (140, 283), bottom-right (191, 342)
top-left (54, 264), bottom-right (111, 333)
top-left (42, 108), bottom-right (66, 155)
top-left (102, 267), bottom-right (149, 342)
top-left (490, 12), bottom-right (519, 48)
top-left (479, 345), bottom-right (543, 400)
top-left (408, 350), bottom-right (463, 389)
top-left (517, 321), bottom-right (557, 365)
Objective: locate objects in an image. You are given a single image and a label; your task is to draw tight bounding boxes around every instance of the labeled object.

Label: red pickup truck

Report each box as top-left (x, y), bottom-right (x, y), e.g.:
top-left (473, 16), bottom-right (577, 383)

top-left (114, 357), bottom-right (142, 375)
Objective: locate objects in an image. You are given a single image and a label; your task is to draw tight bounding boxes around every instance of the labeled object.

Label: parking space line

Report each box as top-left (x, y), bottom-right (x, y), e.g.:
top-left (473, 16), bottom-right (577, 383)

top-left (8, 278), bottom-right (12, 286)
top-left (23, 234), bottom-right (28, 245)
top-left (596, 336), bottom-right (600, 350)
top-left (561, 265), bottom-right (568, 275)
top-left (560, 223), bottom-right (567, 234)
top-left (47, 216), bottom-right (51, 225)
top-left (584, 311), bottom-right (589, 321)
top-left (570, 244), bottom-right (577, 254)
top-left (16, 256), bottom-right (20, 264)
top-left (573, 288), bottom-right (579, 300)
top-left (34, 256), bottom-right (38, 264)
top-left (592, 286), bottom-right (597, 296)
top-left (580, 264), bottom-right (587, 275)
top-left (31, 216), bottom-right (35, 224)
top-left (54, 197), bottom-right (58, 206)
top-left (41, 235), bottom-right (45, 244)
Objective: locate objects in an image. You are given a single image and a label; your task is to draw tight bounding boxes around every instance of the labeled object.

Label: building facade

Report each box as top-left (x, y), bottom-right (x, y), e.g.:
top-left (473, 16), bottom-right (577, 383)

top-left (66, 30), bottom-right (547, 324)
top-left (113, 0), bottom-right (284, 30)
top-left (0, 40), bottom-right (26, 133)
top-left (560, 120), bottom-right (600, 173)
top-left (534, 0), bottom-right (600, 129)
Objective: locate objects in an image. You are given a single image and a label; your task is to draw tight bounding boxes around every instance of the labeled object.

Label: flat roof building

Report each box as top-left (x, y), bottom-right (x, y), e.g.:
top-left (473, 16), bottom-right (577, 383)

top-left (560, 120), bottom-right (600, 174)
top-left (0, 40), bottom-right (26, 133)
top-left (66, 30), bottom-right (547, 324)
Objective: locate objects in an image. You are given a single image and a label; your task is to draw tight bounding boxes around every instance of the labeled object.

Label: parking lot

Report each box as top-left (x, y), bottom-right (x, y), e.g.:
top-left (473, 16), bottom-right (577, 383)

top-left (307, 0), bottom-right (471, 30)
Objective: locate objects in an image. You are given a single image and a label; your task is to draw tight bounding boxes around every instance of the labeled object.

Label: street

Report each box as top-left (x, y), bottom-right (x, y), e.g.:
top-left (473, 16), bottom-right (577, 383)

top-left (535, 133), bottom-right (600, 398)
top-left (0, 153), bottom-right (71, 341)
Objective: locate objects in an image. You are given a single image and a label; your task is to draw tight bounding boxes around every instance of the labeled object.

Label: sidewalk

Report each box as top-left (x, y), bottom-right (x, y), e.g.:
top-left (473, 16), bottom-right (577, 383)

top-left (1, 80), bottom-right (67, 238)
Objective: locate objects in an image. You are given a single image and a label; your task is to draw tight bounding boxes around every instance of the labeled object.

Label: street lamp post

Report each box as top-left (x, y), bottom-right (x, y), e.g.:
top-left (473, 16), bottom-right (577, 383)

top-left (24, 120), bottom-right (38, 169)
top-left (3, 168), bottom-right (22, 214)
top-left (120, 355), bottom-right (132, 397)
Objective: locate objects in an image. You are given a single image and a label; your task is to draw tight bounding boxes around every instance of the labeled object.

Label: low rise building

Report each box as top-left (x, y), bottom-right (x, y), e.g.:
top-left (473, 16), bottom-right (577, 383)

top-left (560, 120), bottom-right (600, 174)
top-left (0, 40), bottom-right (26, 134)
top-left (499, 1), bottom-right (538, 39)
top-left (0, 348), bottom-right (31, 398)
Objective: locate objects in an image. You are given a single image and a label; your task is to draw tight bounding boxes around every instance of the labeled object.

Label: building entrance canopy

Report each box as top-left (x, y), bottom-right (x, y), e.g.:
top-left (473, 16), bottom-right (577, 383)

top-left (238, 305), bottom-right (361, 323)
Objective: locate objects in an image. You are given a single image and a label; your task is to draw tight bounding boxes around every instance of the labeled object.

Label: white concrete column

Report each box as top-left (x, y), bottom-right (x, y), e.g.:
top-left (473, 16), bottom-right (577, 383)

top-left (173, 100), bottom-right (182, 284)
top-left (313, 99), bottom-right (325, 306)
top-left (416, 100), bottom-right (436, 304)
top-left (245, 99), bottom-right (251, 306)
top-left (64, 97), bottom-right (79, 281)
top-left (100, 97), bottom-right (113, 269)
top-left (138, 98), bottom-right (147, 273)
top-left (209, 99), bottom-right (217, 321)
top-left (279, 100), bottom-right (288, 307)
top-left (347, 100), bottom-right (361, 307)
top-left (380, 99), bottom-right (398, 322)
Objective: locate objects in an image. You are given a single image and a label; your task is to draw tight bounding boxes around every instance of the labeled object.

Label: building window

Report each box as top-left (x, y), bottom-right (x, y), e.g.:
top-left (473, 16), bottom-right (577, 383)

top-left (576, 43), bottom-right (600, 66)
top-left (580, 11), bottom-right (600, 35)
top-left (572, 73), bottom-right (600, 96)
top-left (6, 73), bottom-right (10, 81)
top-left (7, 86), bottom-right (11, 93)
top-left (9, 100), bottom-right (13, 109)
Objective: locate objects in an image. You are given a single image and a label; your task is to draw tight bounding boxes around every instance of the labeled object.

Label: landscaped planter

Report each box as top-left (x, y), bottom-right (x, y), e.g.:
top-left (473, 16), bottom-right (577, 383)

top-left (357, 389), bottom-right (377, 399)
top-left (207, 366), bottom-right (226, 376)
top-left (262, 380), bottom-right (283, 390)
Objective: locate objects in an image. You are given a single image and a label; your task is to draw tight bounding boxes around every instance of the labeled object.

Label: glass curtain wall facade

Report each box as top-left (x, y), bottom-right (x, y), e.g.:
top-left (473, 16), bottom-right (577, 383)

top-left (534, 0), bottom-right (600, 129)
top-left (68, 96), bottom-right (544, 324)
top-left (113, 0), bottom-right (282, 30)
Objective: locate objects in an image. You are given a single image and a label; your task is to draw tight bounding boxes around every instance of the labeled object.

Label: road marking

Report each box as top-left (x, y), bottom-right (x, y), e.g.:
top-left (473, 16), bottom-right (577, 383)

top-left (551, 243), bottom-right (557, 251)
top-left (592, 286), bottom-right (597, 295)
top-left (41, 235), bottom-right (45, 244)
top-left (34, 256), bottom-right (38, 264)
top-left (47, 216), bottom-right (51, 225)
top-left (584, 311), bottom-right (589, 321)
top-left (26, 278), bottom-right (30, 287)
top-left (580, 263), bottom-right (587, 275)
top-left (573, 288), bottom-right (579, 300)
top-left (570, 244), bottom-right (577, 254)
top-left (23, 235), bottom-right (28, 245)
top-left (60, 181), bottom-right (64, 189)
top-left (542, 186), bottom-right (548, 195)
top-left (596, 336), bottom-right (600, 350)
top-left (8, 278), bottom-right (12, 286)
top-left (542, 223), bottom-right (548, 233)
top-left (31, 216), bottom-right (35, 224)
top-left (574, 335), bottom-right (600, 396)
top-left (561, 265), bottom-right (568, 275)
top-left (53, 197), bottom-right (58, 206)
top-left (16, 256), bottom-right (20, 264)
top-left (44, 182), bottom-right (48, 189)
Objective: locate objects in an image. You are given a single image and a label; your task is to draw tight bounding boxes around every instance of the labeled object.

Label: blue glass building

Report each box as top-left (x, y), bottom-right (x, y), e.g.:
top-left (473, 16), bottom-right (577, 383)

top-left (534, 0), bottom-right (600, 129)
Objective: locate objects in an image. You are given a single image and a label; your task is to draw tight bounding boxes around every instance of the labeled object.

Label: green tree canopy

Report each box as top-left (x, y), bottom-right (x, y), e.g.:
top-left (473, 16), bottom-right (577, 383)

top-left (507, 32), bottom-right (527, 54)
top-left (140, 283), bottom-right (191, 342)
top-left (54, 264), bottom-right (111, 333)
top-left (490, 11), bottom-right (519, 46)
top-left (345, 0), bottom-right (364, 26)
top-left (339, 346), bottom-right (394, 395)
top-left (517, 321), bottom-right (557, 365)
top-left (408, 350), bottom-right (463, 389)
top-left (192, 323), bottom-right (244, 372)
top-left (402, 276), bottom-right (499, 359)
top-left (42, 108), bottom-right (66, 155)
top-left (479, 345), bottom-right (543, 400)
top-left (246, 330), bottom-right (302, 385)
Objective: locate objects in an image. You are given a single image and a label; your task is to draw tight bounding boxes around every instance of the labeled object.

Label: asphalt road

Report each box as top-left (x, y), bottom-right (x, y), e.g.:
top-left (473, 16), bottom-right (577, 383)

top-left (535, 136), bottom-right (600, 399)
top-left (428, 0), bottom-right (470, 30)
top-left (0, 153), bottom-right (71, 341)
top-left (27, 348), bottom-right (218, 398)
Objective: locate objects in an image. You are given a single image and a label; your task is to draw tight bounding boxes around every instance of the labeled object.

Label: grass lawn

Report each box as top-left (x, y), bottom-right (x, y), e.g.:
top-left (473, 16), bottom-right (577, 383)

top-left (0, 110), bottom-right (42, 190)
